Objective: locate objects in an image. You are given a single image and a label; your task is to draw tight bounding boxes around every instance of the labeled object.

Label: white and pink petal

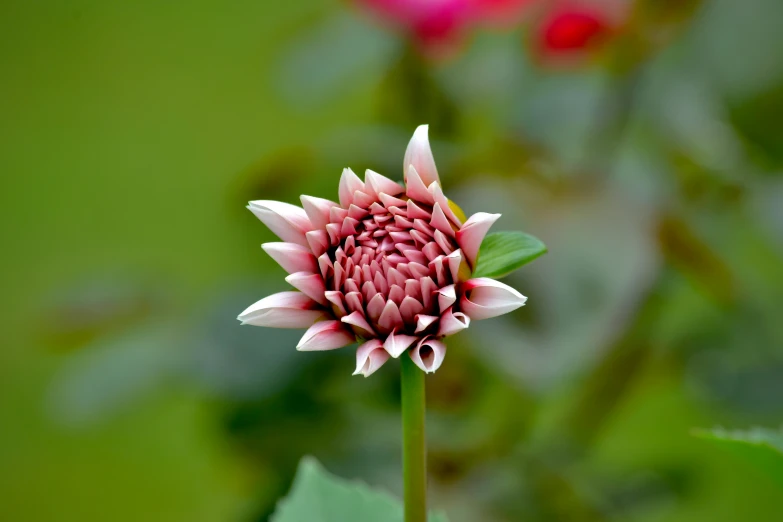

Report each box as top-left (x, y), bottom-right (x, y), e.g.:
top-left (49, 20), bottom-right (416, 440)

top-left (296, 320), bottom-right (355, 351)
top-left (409, 337), bottom-right (447, 374)
top-left (262, 242), bottom-right (318, 275)
top-left (460, 278), bottom-right (527, 320)
top-left (248, 200), bottom-right (314, 247)
top-left (456, 212), bottom-right (501, 268)
top-left (353, 339), bottom-right (390, 377)
top-left (300, 195), bottom-right (338, 230)
top-left (238, 291), bottom-right (327, 328)
top-left (403, 125), bottom-right (440, 187)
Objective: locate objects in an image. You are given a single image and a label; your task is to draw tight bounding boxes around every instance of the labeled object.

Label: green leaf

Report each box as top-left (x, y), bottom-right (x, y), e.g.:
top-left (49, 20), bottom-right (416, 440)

top-left (473, 231), bottom-right (547, 279)
top-left (693, 427), bottom-right (783, 487)
top-left (693, 426), bottom-right (783, 453)
top-left (271, 457), bottom-right (449, 522)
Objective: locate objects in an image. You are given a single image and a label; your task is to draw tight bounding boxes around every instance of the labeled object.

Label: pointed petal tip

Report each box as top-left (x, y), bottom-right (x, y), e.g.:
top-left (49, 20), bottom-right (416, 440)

top-left (404, 125), bottom-right (440, 187)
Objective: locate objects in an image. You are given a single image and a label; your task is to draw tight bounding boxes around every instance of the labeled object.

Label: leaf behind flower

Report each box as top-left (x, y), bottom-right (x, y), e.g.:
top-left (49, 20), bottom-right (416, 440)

top-left (474, 231), bottom-right (547, 279)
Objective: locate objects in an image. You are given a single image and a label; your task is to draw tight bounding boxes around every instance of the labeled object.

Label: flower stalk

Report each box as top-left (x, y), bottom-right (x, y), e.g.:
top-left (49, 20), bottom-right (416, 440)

top-left (401, 354), bottom-right (427, 522)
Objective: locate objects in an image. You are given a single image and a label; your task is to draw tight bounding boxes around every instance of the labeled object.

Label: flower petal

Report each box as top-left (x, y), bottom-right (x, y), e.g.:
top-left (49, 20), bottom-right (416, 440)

top-left (383, 329), bottom-right (419, 358)
top-left (285, 272), bottom-right (328, 306)
top-left (430, 202), bottom-right (456, 238)
top-left (403, 125), bottom-right (440, 187)
top-left (353, 339), bottom-right (390, 377)
top-left (324, 290), bottom-right (347, 316)
top-left (300, 195), bottom-right (338, 230)
top-left (262, 242), bottom-right (318, 275)
top-left (414, 314), bottom-right (438, 333)
top-left (409, 337), bottom-right (447, 374)
top-left (248, 200), bottom-right (313, 247)
top-left (445, 249), bottom-right (471, 283)
top-left (460, 278), bottom-right (527, 320)
top-left (400, 296), bottom-right (425, 324)
top-left (238, 291), bottom-right (327, 328)
top-left (341, 310), bottom-right (376, 337)
top-left (306, 229), bottom-right (330, 257)
top-left (338, 168), bottom-right (365, 208)
top-left (366, 293), bottom-right (386, 323)
top-left (365, 169), bottom-right (404, 197)
top-left (405, 165), bottom-right (435, 204)
top-left (438, 307), bottom-right (470, 336)
top-left (436, 284), bottom-right (456, 312)
top-left (428, 182), bottom-right (462, 226)
top-left (296, 320), bottom-right (355, 351)
top-left (456, 212), bottom-right (501, 268)
top-left (378, 299), bottom-right (404, 332)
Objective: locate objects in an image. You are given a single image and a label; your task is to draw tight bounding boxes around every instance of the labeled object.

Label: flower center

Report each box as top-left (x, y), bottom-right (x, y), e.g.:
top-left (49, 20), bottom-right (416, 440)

top-left (321, 195), bottom-right (460, 336)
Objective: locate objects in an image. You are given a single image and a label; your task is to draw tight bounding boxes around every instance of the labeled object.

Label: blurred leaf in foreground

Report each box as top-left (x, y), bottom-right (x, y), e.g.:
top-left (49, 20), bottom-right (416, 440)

top-left (474, 231), bottom-right (547, 279)
top-left (271, 456), bottom-right (448, 522)
top-left (693, 426), bottom-right (783, 488)
top-left (693, 426), bottom-right (783, 454)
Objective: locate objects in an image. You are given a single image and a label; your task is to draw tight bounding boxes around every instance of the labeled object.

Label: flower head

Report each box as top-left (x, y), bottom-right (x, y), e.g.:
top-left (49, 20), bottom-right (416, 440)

top-left (239, 126), bottom-right (527, 376)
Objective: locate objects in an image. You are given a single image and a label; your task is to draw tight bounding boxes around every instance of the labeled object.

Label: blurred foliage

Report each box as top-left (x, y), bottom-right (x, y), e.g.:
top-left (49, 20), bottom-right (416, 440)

top-left (271, 456), bottom-right (448, 522)
top-left (1, 0), bottom-right (783, 521)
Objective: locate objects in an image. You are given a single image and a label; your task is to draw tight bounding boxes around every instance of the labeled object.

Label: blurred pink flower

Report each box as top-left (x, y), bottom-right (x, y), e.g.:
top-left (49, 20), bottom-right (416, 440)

top-left (239, 126), bottom-right (527, 376)
top-left (357, 0), bottom-right (534, 56)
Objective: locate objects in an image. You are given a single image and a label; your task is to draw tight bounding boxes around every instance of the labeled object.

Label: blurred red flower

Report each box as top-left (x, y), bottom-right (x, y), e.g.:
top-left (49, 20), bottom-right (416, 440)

top-left (533, 1), bottom-right (625, 65)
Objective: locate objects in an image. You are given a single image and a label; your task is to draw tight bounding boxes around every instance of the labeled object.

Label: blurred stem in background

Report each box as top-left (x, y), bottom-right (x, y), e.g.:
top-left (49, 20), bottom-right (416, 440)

top-left (401, 355), bottom-right (427, 522)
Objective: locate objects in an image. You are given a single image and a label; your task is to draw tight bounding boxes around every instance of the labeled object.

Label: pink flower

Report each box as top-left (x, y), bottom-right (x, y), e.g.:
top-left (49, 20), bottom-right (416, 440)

top-left (358, 0), bottom-right (533, 57)
top-left (238, 126), bottom-right (527, 376)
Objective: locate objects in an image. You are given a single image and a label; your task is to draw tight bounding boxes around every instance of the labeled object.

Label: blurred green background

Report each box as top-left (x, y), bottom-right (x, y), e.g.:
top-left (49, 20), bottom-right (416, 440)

top-left (2, 0), bottom-right (783, 521)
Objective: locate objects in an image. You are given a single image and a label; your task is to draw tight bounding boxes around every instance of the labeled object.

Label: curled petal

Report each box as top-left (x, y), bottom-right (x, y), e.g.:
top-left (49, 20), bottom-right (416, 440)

top-left (460, 278), bottom-right (527, 320)
top-left (403, 125), bottom-right (440, 187)
top-left (300, 195), bottom-right (338, 230)
top-left (409, 337), bottom-right (447, 374)
top-left (285, 272), bottom-right (328, 306)
top-left (353, 339), bottom-right (390, 377)
top-left (365, 169), bottom-right (404, 197)
top-left (248, 200), bottom-right (314, 247)
top-left (438, 307), bottom-right (470, 336)
top-left (296, 320), bottom-right (355, 351)
top-left (445, 249), bottom-right (471, 283)
top-left (405, 165), bottom-right (435, 204)
top-left (262, 242), bottom-right (318, 275)
top-left (414, 314), bottom-right (438, 333)
top-left (338, 168), bottom-right (365, 208)
top-left (437, 284), bottom-right (456, 312)
top-left (456, 212), bottom-right (501, 269)
top-left (324, 290), bottom-right (347, 316)
top-left (341, 310), bottom-right (376, 337)
top-left (383, 329), bottom-right (418, 358)
top-left (238, 291), bottom-right (327, 328)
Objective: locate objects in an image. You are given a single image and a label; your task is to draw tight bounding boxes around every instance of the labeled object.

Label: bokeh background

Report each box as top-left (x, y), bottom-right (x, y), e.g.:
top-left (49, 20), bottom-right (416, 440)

top-left (2, 0), bottom-right (783, 520)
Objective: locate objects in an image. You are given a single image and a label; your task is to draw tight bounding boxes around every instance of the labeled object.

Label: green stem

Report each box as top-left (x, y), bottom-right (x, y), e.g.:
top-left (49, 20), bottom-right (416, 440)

top-left (401, 354), bottom-right (427, 522)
